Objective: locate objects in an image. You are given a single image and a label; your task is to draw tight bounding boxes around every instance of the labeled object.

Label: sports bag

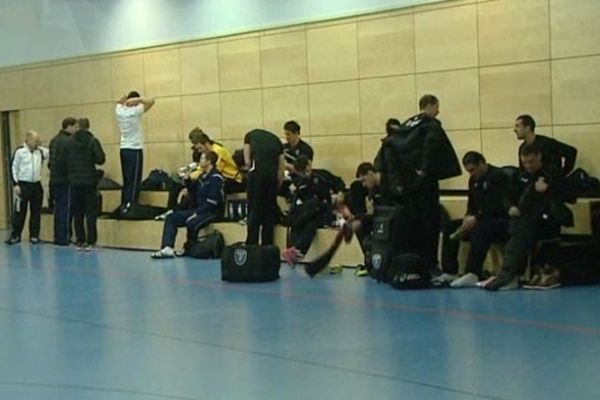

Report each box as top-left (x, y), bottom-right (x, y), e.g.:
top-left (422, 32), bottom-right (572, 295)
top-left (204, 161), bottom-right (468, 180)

top-left (221, 243), bottom-right (280, 282)
top-left (183, 231), bottom-right (225, 259)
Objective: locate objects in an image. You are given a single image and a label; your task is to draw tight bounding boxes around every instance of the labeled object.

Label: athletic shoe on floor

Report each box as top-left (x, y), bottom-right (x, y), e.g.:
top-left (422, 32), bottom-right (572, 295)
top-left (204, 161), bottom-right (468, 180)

top-left (151, 247), bottom-right (175, 259)
top-left (451, 272), bottom-right (479, 288)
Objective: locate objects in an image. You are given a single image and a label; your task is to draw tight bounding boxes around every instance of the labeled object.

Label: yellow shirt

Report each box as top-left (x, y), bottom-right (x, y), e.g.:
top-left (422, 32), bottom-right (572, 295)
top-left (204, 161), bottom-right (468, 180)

top-left (213, 143), bottom-right (241, 182)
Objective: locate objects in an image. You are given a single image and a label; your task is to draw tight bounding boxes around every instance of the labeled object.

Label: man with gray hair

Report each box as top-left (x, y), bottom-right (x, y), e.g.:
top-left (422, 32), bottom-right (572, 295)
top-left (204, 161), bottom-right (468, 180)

top-left (6, 130), bottom-right (48, 245)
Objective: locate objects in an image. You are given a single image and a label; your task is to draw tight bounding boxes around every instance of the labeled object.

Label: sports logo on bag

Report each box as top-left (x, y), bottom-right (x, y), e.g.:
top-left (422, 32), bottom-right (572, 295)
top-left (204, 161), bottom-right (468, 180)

top-left (234, 249), bottom-right (247, 266)
top-left (371, 253), bottom-right (382, 270)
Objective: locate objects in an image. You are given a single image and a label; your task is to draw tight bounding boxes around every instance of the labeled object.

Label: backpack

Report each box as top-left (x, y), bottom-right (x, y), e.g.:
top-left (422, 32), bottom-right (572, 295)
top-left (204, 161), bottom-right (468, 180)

top-left (390, 253), bottom-right (431, 290)
top-left (142, 169), bottom-right (174, 191)
top-left (183, 231), bottom-right (225, 259)
top-left (379, 116), bottom-right (461, 203)
top-left (567, 168), bottom-right (600, 198)
top-left (368, 205), bottom-right (415, 283)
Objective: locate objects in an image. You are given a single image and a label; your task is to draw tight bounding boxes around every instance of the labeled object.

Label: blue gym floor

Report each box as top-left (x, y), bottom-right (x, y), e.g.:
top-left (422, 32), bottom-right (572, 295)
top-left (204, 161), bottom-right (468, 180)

top-left (1, 243), bottom-right (599, 400)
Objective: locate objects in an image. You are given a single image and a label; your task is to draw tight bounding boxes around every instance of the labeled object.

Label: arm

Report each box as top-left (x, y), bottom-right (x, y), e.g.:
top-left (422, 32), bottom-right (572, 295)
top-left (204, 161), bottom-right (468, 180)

top-left (93, 139), bottom-right (106, 166)
top-left (556, 139), bottom-right (577, 175)
top-left (195, 176), bottom-right (224, 215)
top-left (277, 154), bottom-right (285, 189)
top-left (243, 143), bottom-right (252, 170)
top-left (126, 97), bottom-right (155, 112)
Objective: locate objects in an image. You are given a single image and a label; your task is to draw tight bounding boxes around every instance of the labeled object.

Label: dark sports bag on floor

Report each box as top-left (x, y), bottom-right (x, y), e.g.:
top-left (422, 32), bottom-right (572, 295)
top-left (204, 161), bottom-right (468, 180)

top-left (184, 231), bottom-right (225, 259)
top-left (221, 243), bottom-right (280, 282)
top-left (542, 235), bottom-right (600, 286)
top-left (368, 205), bottom-right (414, 283)
top-left (390, 253), bottom-right (431, 290)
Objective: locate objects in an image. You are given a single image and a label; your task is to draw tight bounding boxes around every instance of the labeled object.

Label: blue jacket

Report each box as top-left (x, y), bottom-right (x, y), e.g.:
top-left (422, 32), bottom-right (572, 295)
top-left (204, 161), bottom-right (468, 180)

top-left (195, 168), bottom-right (225, 216)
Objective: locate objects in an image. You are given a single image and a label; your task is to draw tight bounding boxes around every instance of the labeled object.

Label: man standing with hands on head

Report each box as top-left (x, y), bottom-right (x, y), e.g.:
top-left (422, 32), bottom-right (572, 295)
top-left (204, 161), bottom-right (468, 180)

top-left (115, 91), bottom-right (155, 214)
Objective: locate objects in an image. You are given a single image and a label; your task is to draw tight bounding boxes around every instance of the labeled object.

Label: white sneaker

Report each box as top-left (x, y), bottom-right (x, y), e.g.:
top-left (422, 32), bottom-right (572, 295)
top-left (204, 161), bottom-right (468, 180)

top-left (451, 272), bottom-right (479, 288)
top-left (151, 247), bottom-right (175, 259)
top-left (432, 273), bottom-right (456, 285)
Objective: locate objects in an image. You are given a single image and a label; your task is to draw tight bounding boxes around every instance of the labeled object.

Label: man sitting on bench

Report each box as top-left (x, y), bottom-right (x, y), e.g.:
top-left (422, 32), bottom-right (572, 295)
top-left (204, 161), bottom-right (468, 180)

top-left (151, 151), bottom-right (224, 259)
top-left (441, 151), bottom-right (510, 287)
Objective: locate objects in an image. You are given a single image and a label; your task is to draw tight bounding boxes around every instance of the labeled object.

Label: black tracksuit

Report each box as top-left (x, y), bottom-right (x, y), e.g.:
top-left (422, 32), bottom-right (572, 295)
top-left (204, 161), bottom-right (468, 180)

top-left (48, 130), bottom-right (72, 244)
top-left (518, 134), bottom-right (577, 176)
top-left (244, 129), bottom-right (283, 246)
top-left (382, 113), bottom-right (461, 272)
top-left (442, 165), bottom-right (510, 276)
top-left (488, 166), bottom-right (574, 289)
top-left (288, 173), bottom-right (334, 254)
top-left (64, 129), bottom-right (106, 245)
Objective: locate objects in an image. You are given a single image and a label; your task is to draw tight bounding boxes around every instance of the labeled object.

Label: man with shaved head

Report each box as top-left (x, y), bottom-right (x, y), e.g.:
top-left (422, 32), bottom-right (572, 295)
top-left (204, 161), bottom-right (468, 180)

top-left (6, 130), bottom-right (49, 245)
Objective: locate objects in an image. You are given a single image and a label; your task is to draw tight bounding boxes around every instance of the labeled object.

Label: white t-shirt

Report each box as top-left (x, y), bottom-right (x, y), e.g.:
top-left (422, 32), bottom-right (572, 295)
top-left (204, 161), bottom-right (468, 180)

top-left (116, 104), bottom-right (145, 149)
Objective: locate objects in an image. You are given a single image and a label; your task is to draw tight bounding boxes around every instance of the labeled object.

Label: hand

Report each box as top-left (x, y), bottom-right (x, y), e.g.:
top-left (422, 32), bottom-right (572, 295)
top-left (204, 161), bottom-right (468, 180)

top-left (13, 185), bottom-right (20, 196)
top-left (180, 188), bottom-right (188, 197)
top-left (186, 213), bottom-right (197, 223)
top-left (289, 184), bottom-right (297, 194)
top-left (461, 215), bottom-right (477, 232)
top-left (508, 206), bottom-right (521, 218)
top-left (535, 177), bottom-right (548, 193)
top-left (416, 170), bottom-right (425, 177)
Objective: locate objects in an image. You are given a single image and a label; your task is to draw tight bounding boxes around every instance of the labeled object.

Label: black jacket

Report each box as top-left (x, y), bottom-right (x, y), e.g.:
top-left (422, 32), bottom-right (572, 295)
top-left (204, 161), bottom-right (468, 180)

top-left (518, 134), bottom-right (577, 176)
top-left (64, 129), bottom-right (106, 187)
top-left (467, 165), bottom-right (510, 221)
top-left (380, 113), bottom-right (461, 201)
top-left (48, 130), bottom-right (71, 185)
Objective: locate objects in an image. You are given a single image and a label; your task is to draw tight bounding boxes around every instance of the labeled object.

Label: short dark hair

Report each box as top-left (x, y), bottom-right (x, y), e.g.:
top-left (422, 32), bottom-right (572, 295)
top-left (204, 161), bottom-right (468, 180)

top-left (517, 114), bottom-right (536, 132)
top-left (127, 91), bottom-right (140, 99)
top-left (356, 162), bottom-right (376, 178)
top-left (386, 118), bottom-right (402, 136)
top-left (462, 151), bottom-right (486, 166)
top-left (419, 94), bottom-right (439, 110)
top-left (62, 117), bottom-right (78, 129)
top-left (520, 143), bottom-right (542, 157)
top-left (284, 120), bottom-right (301, 135)
top-left (188, 127), bottom-right (212, 145)
top-left (78, 117), bottom-right (90, 130)
top-left (204, 150), bottom-right (219, 166)
top-left (293, 155), bottom-right (310, 174)
top-left (192, 149), bottom-right (202, 163)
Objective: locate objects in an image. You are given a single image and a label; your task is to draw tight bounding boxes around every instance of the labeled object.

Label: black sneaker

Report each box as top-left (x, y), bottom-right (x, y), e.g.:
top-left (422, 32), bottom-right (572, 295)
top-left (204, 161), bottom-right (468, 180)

top-left (5, 237), bottom-right (20, 245)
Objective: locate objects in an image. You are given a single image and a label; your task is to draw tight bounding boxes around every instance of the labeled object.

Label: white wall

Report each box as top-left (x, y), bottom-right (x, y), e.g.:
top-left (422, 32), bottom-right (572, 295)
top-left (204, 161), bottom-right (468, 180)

top-left (0, 0), bottom-right (441, 67)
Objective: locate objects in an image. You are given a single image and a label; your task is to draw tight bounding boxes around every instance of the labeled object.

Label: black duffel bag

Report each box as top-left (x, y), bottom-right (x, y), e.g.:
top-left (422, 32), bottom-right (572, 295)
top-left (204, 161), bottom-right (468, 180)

top-left (184, 231), bottom-right (225, 259)
top-left (390, 253), bottom-right (431, 290)
top-left (221, 243), bottom-right (280, 282)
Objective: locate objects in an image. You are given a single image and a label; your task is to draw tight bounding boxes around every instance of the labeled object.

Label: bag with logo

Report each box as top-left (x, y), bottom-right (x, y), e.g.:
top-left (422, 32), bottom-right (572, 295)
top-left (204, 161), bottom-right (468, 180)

top-left (368, 205), bottom-right (414, 283)
top-left (221, 243), bottom-right (280, 282)
top-left (390, 253), bottom-right (431, 290)
top-left (183, 230), bottom-right (225, 259)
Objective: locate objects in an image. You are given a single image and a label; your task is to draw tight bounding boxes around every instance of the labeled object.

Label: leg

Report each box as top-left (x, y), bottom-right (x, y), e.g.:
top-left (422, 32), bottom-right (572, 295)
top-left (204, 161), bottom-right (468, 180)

top-left (466, 219), bottom-right (509, 277)
top-left (52, 184), bottom-right (70, 245)
top-left (290, 218), bottom-right (319, 254)
top-left (120, 149), bottom-right (130, 206)
top-left (71, 187), bottom-right (86, 244)
top-left (186, 213), bottom-right (216, 242)
top-left (28, 183), bottom-right (43, 240)
top-left (161, 210), bottom-right (194, 249)
top-left (245, 172), bottom-right (261, 245)
top-left (84, 187), bottom-right (99, 245)
top-left (260, 175), bottom-right (278, 246)
top-left (132, 149), bottom-right (143, 204)
top-left (417, 180), bottom-right (441, 273)
top-left (10, 184), bottom-right (30, 240)
top-left (441, 219), bottom-right (463, 275)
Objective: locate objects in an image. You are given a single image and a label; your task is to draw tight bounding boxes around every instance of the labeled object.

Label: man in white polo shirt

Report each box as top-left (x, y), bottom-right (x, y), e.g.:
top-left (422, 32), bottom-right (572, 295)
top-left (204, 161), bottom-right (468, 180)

top-left (115, 91), bottom-right (155, 213)
top-left (6, 130), bottom-right (49, 245)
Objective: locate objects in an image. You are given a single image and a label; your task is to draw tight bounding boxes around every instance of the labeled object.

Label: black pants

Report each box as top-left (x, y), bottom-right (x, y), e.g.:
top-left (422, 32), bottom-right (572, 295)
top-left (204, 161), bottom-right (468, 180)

top-left (442, 218), bottom-right (509, 277)
top-left (11, 181), bottom-right (43, 240)
top-left (290, 218), bottom-right (320, 254)
top-left (246, 172), bottom-right (278, 246)
top-left (404, 179), bottom-right (440, 272)
top-left (51, 184), bottom-right (71, 245)
top-left (71, 185), bottom-right (99, 245)
top-left (224, 178), bottom-right (246, 194)
top-left (120, 148), bottom-right (143, 207)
